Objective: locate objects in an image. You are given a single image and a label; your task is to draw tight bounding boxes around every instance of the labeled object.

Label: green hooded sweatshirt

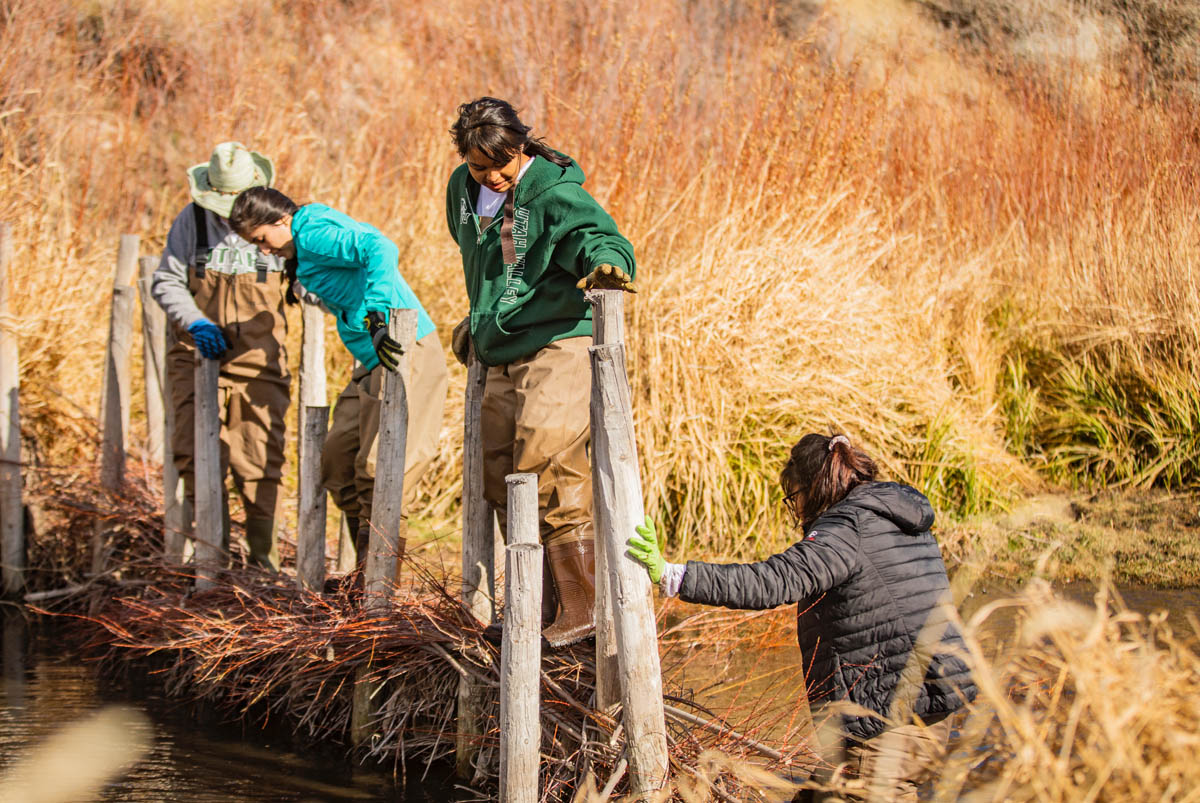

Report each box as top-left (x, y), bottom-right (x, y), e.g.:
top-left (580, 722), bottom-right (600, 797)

top-left (445, 154), bottom-right (636, 366)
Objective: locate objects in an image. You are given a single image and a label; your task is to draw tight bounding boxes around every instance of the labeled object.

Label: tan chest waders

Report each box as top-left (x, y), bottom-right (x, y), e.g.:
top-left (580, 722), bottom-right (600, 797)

top-left (167, 203), bottom-right (291, 571)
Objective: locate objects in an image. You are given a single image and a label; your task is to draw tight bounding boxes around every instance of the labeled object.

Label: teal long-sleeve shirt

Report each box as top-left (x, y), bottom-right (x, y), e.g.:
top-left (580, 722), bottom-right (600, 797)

top-left (292, 204), bottom-right (434, 369)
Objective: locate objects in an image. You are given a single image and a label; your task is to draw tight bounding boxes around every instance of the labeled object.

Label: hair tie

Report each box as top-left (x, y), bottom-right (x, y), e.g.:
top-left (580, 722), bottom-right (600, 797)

top-left (828, 435), bottom-right (849, 452)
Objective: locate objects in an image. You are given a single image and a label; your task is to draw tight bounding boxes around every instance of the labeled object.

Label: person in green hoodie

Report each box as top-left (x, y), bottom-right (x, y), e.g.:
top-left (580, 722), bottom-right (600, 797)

top-left (446, 97), bottom-right (637, 647)
top-left (230, 187), bottom-right (449, 581)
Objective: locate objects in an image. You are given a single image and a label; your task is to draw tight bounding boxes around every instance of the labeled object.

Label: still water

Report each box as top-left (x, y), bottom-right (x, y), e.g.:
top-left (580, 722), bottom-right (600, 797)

top-left (0, 613), bottom-right (456, 802)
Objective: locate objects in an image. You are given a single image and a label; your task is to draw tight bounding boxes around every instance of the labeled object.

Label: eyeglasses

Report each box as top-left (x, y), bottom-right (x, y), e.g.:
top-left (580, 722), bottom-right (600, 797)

top-left (782, 488), bottom-right (803, 526)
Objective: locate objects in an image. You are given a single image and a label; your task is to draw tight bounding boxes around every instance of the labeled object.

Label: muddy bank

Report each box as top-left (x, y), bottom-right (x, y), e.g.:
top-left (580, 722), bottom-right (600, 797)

top-left (939, 487), bottom-right (1200, 588)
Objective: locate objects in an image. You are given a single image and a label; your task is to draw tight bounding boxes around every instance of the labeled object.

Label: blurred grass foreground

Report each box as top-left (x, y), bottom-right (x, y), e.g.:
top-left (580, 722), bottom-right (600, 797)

top-left (0, 0), bottom-right (1197, 558)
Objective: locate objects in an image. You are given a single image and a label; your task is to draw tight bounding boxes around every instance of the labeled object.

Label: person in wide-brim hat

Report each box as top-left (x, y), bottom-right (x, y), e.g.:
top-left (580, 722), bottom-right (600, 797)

top-left (186, 141), bottom-right (274, 219)
top-left (149, 140), bottom-right (290, 574)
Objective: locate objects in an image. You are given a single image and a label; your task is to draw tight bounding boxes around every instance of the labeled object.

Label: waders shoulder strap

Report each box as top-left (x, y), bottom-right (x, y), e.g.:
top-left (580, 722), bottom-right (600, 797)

top-left (192, 203), bottom-right (210, 279)
top-left (500, 188), bottom-right (517, 265)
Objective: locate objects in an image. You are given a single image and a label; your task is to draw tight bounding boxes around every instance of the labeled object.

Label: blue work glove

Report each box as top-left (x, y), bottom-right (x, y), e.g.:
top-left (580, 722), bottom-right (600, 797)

top-left (363, 310), bottom-right (404, 371)
top-left (187, 320), bottom-right (229, 360)
top-left (627, 515), bottom-right (666, 583)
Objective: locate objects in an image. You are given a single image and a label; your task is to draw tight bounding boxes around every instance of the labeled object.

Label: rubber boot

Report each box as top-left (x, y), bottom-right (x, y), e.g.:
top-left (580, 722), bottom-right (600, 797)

top-left (482, 552), bottom-right (559, 646)
top-left (244, 517), bottom-right (280, 572)
top-left (182, 477), bottom-right (230, 567)
top-left (541, 534), bottom-right (596, 648)
top-left (353, 519), bottom-right (371, 584)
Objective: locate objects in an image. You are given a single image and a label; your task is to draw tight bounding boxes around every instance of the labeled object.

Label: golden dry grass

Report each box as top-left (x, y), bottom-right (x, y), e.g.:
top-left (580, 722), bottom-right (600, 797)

top-left (1, 0), bottom-right (1197, 558)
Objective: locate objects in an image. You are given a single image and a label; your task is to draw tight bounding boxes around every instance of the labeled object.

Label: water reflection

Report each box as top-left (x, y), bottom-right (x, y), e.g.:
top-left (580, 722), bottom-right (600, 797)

top-left (0, 611), bottom-right (455, 802)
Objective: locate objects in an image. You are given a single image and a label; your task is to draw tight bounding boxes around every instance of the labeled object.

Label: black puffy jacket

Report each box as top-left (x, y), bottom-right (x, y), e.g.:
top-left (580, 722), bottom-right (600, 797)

top-left (679, 482), bottom-right (976, 741)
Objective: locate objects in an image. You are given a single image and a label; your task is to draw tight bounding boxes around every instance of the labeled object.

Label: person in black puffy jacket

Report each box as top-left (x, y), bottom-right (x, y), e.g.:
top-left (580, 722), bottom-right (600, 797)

top-left (627, 432), bottom-right (976, 801)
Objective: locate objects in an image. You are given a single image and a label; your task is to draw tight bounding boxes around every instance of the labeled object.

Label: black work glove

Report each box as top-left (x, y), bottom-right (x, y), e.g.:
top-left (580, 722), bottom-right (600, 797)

top-left (451, 316), bottom-right (471, 366)
top-left (364, 310), bottom-right (404, 371)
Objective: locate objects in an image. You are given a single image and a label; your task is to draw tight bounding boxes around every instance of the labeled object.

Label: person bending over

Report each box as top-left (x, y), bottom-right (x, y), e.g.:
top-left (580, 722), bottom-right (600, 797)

top-left (231, 187), bottom-right (448, 579)
top-left (629, 433), bottom-right (977, 801)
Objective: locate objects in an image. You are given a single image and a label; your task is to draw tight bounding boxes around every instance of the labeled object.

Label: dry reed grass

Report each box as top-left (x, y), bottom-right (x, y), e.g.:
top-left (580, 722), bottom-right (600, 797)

top-left (1, 0), bottom-right (1197, 560)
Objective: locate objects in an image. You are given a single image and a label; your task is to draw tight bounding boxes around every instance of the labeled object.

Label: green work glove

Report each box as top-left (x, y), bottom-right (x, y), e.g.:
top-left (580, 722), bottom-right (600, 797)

top-left (364, 310), bottom-right (404, 371)
top-left (576, 263), bottom-right (637, 293)
top-left (627, 515), bottom-right (665, 583)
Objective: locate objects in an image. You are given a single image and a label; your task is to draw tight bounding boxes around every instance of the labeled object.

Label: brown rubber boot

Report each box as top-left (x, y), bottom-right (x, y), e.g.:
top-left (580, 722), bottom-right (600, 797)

top-left (351, 519), bottom-right (371, 590)
top-left (353, 519), bottom-right (407, 588)
top-left (541, 534), bottom-right (596, 648)
top-left (483, 551), bottom-right (559, 645)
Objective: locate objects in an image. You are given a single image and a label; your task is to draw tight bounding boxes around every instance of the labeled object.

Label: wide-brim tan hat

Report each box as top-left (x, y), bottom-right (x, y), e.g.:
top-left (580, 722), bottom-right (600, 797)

top-left (186, 141), bottom-right (274, 218)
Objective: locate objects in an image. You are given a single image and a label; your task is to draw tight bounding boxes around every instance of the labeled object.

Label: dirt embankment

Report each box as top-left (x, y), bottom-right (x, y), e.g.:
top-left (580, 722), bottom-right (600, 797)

top-left (940, 488), bottom-right (1200, 588)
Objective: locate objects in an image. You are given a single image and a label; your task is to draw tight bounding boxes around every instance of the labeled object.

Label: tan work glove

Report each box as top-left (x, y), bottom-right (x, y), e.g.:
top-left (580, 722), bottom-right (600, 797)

top-left (451, 316), bottom-right (471, 366)
top-left (576, 264), bottom-right (636, 293)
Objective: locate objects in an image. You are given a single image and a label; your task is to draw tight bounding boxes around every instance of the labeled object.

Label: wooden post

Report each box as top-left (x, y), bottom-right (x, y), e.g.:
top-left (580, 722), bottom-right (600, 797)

top-left (589, 342), bottom-right (669, 794)
top-left (300, 301), bottom-right (327, 408)
top-left (162, 326), bottom-right (188, 563)
top-left (92, 234), bottom-right (139, 575)
top-left (351, 309), bottom-right (416, 744)
top-left (585, 290), bottom-right (623, 711)
top-left (98, 234), bottom-right (139, 490)
top-left (297, 302), bottom-right (328, 591)
top-left (499, 473), bottom-right (541, 803)
top-left (0, 223), bottom-right (22, 596)
top-left (456, 345), bottom-right (493, 779)
top-left (460, 347), bottom-right (495, 623)
top-left (297, 406), bottom-right (329, 591)
top-left (136, 256), bottom-right (165, 464)
top-left (193, 355), bottom-right (224, 589)
top-left (362, 308), bottom-right (416, 609)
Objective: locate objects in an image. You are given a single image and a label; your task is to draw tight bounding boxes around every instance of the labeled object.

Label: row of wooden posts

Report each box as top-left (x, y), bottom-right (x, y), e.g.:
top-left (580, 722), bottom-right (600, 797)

top-left (0, 229), bottom-right (669, 797)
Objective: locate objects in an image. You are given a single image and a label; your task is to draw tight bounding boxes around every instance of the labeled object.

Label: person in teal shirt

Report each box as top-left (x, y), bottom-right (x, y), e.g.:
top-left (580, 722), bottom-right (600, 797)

top-left (231, 187), bottom-right (448, 582)
top-left (446, 97), bottom-right (637, 647)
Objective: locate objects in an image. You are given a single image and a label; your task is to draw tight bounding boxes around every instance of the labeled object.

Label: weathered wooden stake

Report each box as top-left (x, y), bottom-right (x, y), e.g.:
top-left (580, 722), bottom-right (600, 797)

top-left (589, 342), bottom-right (669, 794)
top-left (193, 355), bottom-right (224, 589)
top-left (136, 256), bottom-right (165, 464)
top-left (362, 308), bottom-right (416, 609)
top-left (300, 301), bottom-right (327, 408)
top-left (351, 309), bottom-right (416, 745)
top-left (98, 234), bottom-right (139, 490)
top-left (0, 223), bottom-right (22, 596)
top-left (499, 473), bottom-right (541, 803)
top-left (162, 326), bottom-right (188, 563)
top-left (456, 344), bottom-right (493, 779)
top-left (460, 346), bottom-right (495, 623)
top-left (585, 290), bottom-right (623, 711)
top-left (297, 301), bottom-right (328, 591)
top-left (297, 405), bottom-right (329, 591)
top-left (92, 234), bottom-right (139, 575)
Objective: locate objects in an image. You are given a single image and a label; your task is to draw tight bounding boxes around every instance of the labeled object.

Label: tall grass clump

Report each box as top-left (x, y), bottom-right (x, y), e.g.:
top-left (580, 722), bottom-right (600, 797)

top-left (0, 0), bottom-right (1197, 559)
top-left (939, 580), bottom-right (1200, 800)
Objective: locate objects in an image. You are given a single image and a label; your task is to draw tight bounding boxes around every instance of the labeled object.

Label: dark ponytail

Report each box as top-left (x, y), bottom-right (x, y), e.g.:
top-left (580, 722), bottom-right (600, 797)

top-left (230, 187), bottom-right (302, 305)
top-left (450, 97), bottom-right (571, 168)
top-left (782, 433), bottom-right (878, 529)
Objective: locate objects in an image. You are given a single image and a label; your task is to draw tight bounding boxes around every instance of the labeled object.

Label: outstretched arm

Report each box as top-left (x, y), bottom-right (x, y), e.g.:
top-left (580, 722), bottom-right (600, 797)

top-left (630, 509), bottom-right (861, 611)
